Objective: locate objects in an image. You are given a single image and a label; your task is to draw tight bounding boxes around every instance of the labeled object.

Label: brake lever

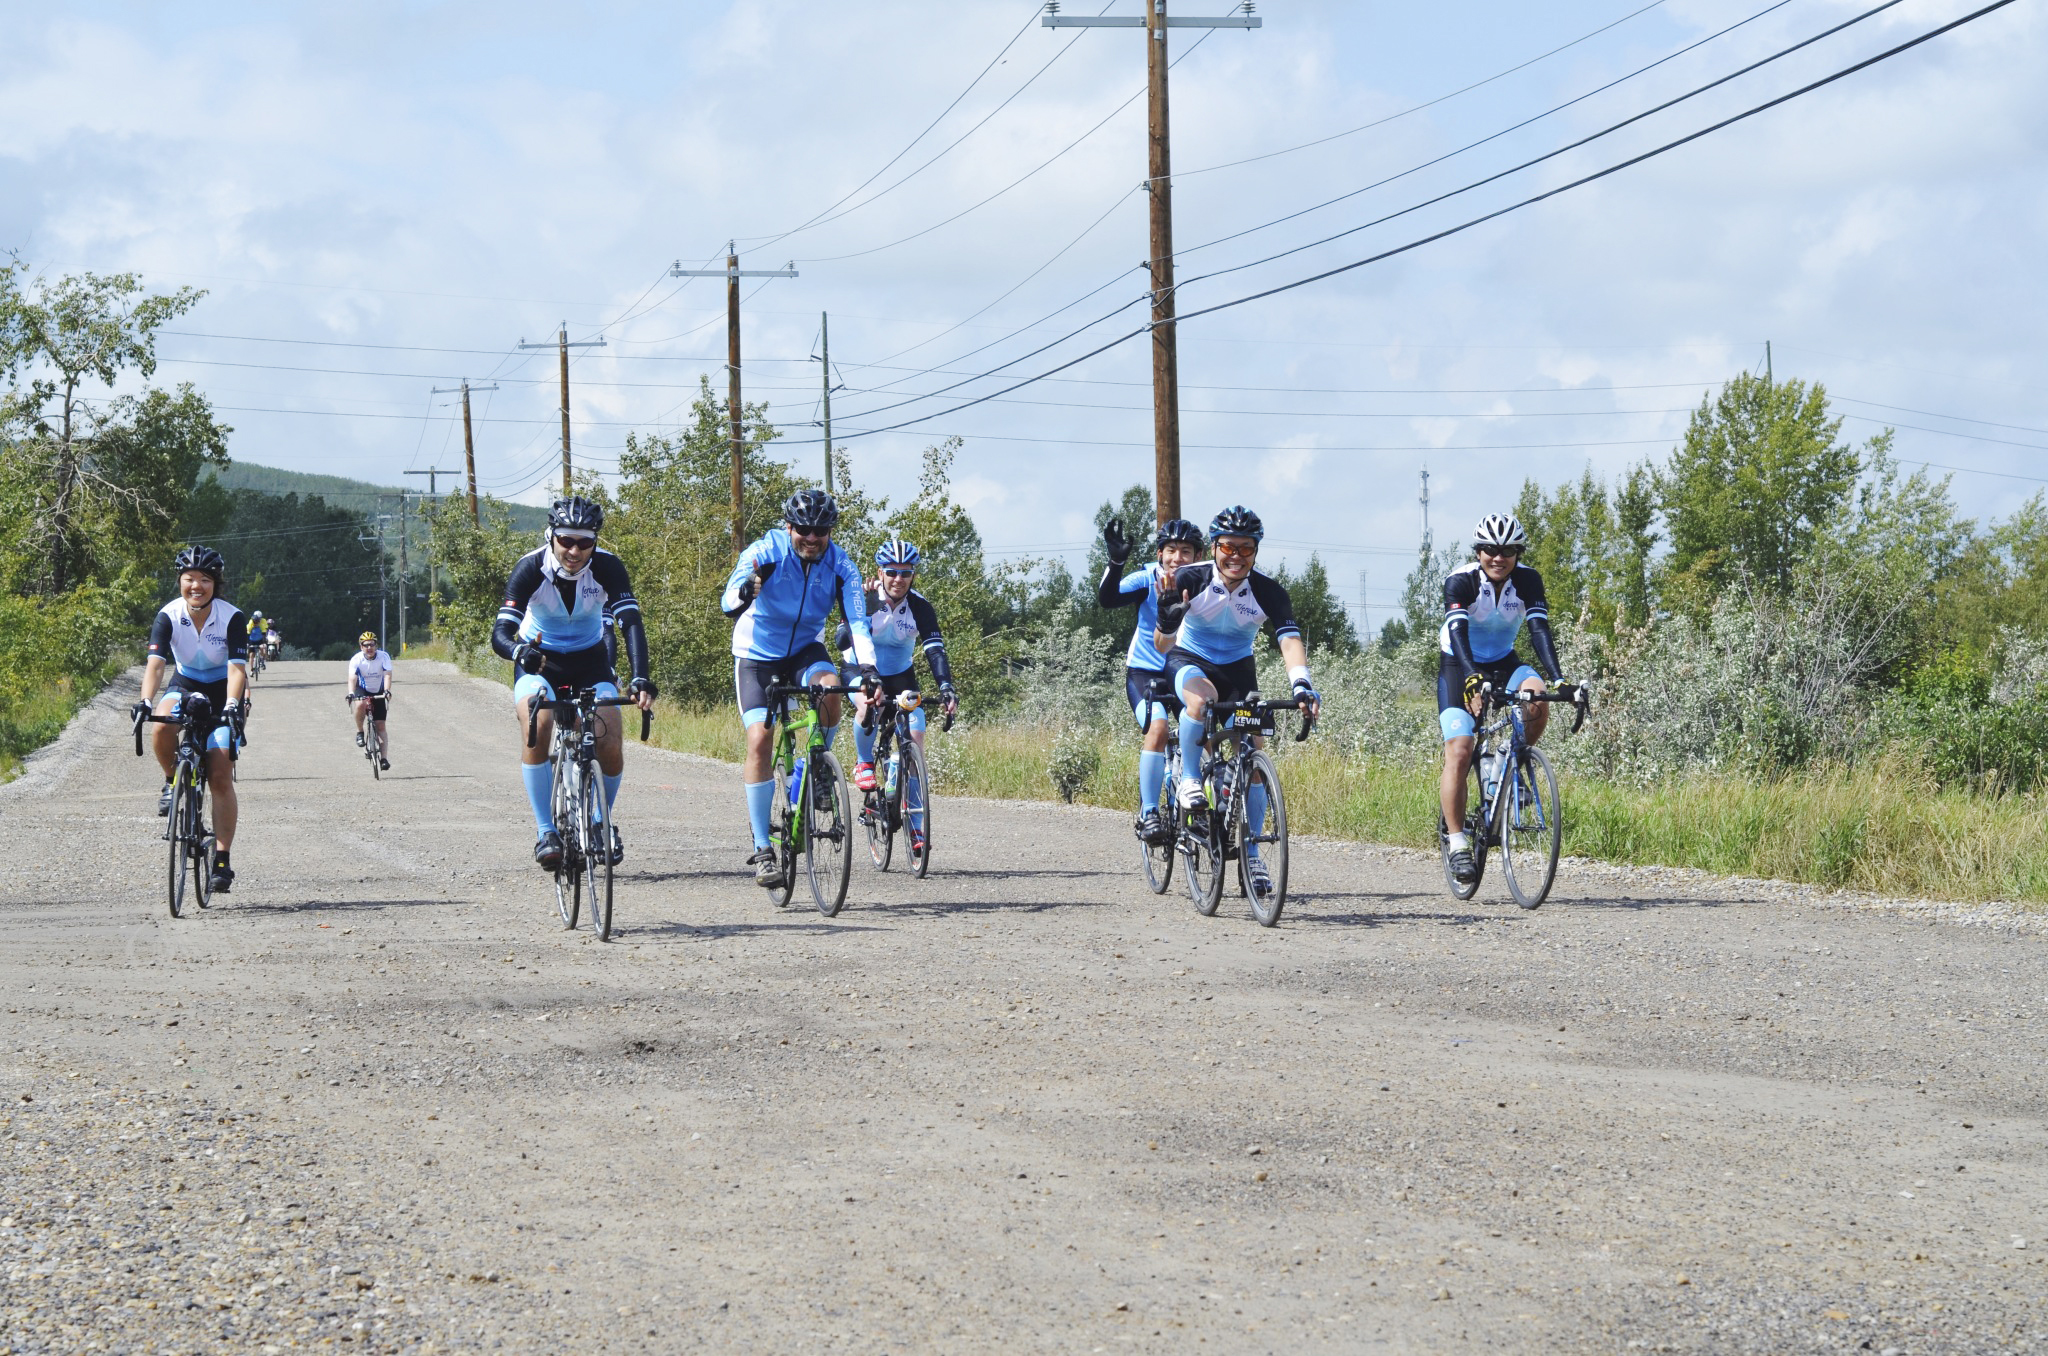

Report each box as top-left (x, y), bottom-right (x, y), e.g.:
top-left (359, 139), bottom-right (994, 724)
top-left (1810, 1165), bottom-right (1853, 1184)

top-left (1570, 684), bottom-right (1590, 735)
top-left (640, 708), bottom-right (652, 743)
top-left (526, 701), bottom-right (542, 750)
top-left (133, 711), bottom-right (147, 758)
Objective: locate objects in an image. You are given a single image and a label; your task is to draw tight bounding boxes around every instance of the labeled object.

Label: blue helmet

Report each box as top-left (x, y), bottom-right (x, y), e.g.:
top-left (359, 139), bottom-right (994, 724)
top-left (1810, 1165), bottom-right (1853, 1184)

top-left (874, 537), bottom-right (921, 569)
top-left (1207, 505), bottom-right (1264, 544)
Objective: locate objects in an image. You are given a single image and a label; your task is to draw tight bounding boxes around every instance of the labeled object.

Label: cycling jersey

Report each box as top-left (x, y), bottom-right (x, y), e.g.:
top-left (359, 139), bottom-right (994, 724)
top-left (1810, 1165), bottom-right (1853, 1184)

top-left (495, 546), bottom-right (639, 655)
top-left (349, 649), bottom-right (393, 695)
top-left (851, 589), bottom-right (951, 687)
top-left (1097, 561), bottom-right (1170, 670)
top-left (1158, 563), bottom-right (1301, 665)
top-left (722, 530), bottom-right (876, 668)
top-left (1439, 561), bottom-right (1561, 681)
top-left (147, 599), bottom-right (249, 684)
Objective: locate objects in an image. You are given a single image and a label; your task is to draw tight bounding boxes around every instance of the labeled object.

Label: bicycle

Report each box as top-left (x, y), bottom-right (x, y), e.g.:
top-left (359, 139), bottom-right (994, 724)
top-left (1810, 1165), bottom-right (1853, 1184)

top-left (248, 643), bottom-right (265, 681)
top-left (1175, 693), bottom-right (1314, 927)
top-left (348, 690), bottom-right (388, 779)
top-left (762, 681), bottom-right (854, 916)
top-left (859, 689), bottom-right (954, 878)
top-left (527, 688), bottom-right (649, 942)
top-left (1439, 682), bottom-right (1588, 909)
top-left (1135, 678), bottom-right (1182, 895)
top-left (134, 696), bottom-right (233, 918)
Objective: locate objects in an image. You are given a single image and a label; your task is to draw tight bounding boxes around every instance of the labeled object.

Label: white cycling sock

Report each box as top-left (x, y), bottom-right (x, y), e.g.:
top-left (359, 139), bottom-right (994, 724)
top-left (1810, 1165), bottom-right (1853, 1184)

top-left (1446, 830), bottom-right (1470, 852)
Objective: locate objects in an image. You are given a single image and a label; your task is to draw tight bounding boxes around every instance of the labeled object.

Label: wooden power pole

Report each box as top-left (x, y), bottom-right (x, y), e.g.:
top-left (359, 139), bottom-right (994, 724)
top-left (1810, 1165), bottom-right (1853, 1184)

top-left (672, 246), bottom-right (798, 553)
top-left (1044, 0), bottom-right (1261, 525)
top-left (817, 311), bottom-right (836, 488)
top-left (517, 324), bottom-right (605, 496)
top-left (430, 381), bottom-right (498, 523)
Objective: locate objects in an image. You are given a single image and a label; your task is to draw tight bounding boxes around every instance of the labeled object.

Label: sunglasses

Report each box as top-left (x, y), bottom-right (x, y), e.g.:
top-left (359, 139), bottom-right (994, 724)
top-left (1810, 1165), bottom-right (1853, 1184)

top-left (1475, 544), bottom-right (1522, 559)
top-left (788, 524), bottom-right (830, 538)
top-left (553, 534), bottom-right (595, 550)
top-left (881, 568), bottom-right (915, 579)
top-left (1213, 539), bottom-right (1258, 559)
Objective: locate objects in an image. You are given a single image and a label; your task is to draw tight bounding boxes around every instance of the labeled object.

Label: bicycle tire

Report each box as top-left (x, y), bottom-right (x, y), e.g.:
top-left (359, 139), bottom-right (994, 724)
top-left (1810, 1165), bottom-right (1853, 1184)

top-left (863, 737), bottom-right (894, 872)
top-left (1184, 800), bottom-right (1225, 917)
top-left (194, 829), bottom-right (216, 911)
top-left (581, 771), bottom-right (614, 940)
top-left (769, 755), bottom-right (797, 908)
top-left (806, 752), bottom-right (852, 917)
top-left (166, 770), bottom-right (189, 919)
top-left (1139, 743), bottom-right (1177, 894)
top-left (1501, 746), bottom-right (1562, 910)
top-left (902, 741), bottom-right (932, 879)
top-left (368, 722), bottom-right (381, 780)
top-left (1241, 750), bottom-right (1289, 927)
top-left (1441, 755), bottom-right (1488, 900)
top-left (551, 751), bottom-right (580, 929)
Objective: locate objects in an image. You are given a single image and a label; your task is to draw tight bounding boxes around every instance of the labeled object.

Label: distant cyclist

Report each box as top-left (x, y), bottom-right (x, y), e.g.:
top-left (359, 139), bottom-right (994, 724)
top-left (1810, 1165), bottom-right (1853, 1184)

top-left (722, 489), bottom-right (877, 889)
top-left (1096, 515), bottom-right (1203, 847)
top-left (1153, 506), bottom-right (1321, 900)
top-left (490, 496), bottom-right (656, 871)
top-left (348, 631), bottom-right (395, 770)
top-left (1439, 513), bottom-right (1566, 885)
top-left (841, 537), bottom-right (957, 852)
top-left (264, 621), bottom-right (282, 660)
top-left (247, 611), bottom-right (269, 658)
top-left (133, 545), bottom-right (250, 895)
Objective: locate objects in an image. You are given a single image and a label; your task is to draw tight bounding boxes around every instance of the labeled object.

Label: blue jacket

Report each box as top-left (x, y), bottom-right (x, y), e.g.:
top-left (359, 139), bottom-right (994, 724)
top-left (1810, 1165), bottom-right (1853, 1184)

top-left (723, 530), bottom-right (876, 666)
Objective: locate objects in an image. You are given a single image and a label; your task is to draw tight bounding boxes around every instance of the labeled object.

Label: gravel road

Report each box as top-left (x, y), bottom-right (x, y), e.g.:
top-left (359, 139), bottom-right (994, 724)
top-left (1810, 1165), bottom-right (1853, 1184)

top-left (3, 660), bottom-right (2044, 1353)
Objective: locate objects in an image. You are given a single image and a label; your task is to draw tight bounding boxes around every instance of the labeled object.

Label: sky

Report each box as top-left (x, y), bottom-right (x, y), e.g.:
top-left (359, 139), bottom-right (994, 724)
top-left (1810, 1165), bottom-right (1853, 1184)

top-left (3, 0), bottom-right (2043, 631)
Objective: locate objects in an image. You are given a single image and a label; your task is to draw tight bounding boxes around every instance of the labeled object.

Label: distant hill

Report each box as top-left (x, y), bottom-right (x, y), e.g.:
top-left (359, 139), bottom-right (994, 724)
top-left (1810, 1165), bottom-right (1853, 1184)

top-left (205, 462), bottom-right (549, 532)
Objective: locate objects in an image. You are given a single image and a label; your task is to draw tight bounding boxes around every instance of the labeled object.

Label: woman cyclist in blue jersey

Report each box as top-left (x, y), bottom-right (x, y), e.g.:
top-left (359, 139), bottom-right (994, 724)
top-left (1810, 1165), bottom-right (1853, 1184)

top-left (1096, 515), bottom-right (1203, 846)
top-left (1438, 512), bottom-right (1567, 885)
top-left (491, 496), bottom-right (656, 871)
top-left (1153, 506), bottom-right (1322, 900)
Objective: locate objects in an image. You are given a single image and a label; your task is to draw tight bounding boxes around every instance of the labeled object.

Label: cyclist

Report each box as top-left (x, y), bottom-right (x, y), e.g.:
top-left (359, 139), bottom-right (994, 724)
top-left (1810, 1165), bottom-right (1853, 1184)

top-left (1096, 515), bottom-right (1204, 846)
top-left (1439, 512), bottom-right (1566, 885)
top-left (348, 630), bottom-right (395, 770)
top-left (842, 537), bottom-right (957, 854)
top-left (1153, 506), bottom-right (1322, 900)
top-left (490, 496), bottom-right (656, 871)
top-left (247, 612), bottom-right (269, 661)
top-left (722, 488), bottom-right (877, 890)
top-left (264, 621), bottom-right (283, 660)
top-left (133, 545), bottom-right (250, 895)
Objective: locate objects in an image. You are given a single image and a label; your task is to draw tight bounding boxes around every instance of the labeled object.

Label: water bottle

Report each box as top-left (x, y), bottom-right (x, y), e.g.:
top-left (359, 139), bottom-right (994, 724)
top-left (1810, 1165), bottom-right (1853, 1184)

top-left (1478, 747), bottom-right (1499, 792)
top-left (883, 750), bottom-right (900, 798)
top-left (790, 757), bottom-right (807, 805)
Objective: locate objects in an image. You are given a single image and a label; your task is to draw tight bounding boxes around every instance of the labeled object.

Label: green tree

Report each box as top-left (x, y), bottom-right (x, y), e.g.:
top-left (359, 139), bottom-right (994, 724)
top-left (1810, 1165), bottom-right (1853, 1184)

top-left (1071, 484), bottom-right (1156, 646)
top-left (1660, 372), bottom-right (1865, 606)
top-left (181, 481), bottom-right (386, 654)
top-left (1268, 553), bottom-right (1360, 654)
top-left (422, 493), bottom-right (528, 659)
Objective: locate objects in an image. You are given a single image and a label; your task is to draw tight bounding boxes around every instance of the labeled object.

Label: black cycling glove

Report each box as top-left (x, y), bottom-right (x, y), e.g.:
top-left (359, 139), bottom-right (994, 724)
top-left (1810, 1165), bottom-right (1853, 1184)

top-left (1103, 518), bottom-right (1131, 566)
top-left (512, 643), bottom-right (546, 675)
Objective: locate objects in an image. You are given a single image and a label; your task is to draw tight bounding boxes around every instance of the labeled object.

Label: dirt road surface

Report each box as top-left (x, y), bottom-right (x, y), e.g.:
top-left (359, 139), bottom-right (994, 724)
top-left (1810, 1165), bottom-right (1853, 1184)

top-left (4, 661), bottom-right (2044, 1353)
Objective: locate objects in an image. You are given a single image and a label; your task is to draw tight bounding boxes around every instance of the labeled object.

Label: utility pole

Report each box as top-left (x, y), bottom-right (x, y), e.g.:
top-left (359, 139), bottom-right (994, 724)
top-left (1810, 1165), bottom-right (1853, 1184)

top-left (1765, 339), bottom-right (1773, 386)
top-left (816, 311), bottom-right (835, 487)
top-left (429, 382), bottom-right (498, 523)
top-left (361, 514), bottom-right (391, 643)
top-left (1418, 463), bottom-right (1432, 563)
top-left (396, 495), bottom-right (411, 654)
top-left (517, 324), bottom-right (605, 495)
top-left (1045, 0), bottom-right (1261, 525)
top-left (671, 245), bottom-right (798, 552)
top-left (402, 471), bottom-right (457, 635)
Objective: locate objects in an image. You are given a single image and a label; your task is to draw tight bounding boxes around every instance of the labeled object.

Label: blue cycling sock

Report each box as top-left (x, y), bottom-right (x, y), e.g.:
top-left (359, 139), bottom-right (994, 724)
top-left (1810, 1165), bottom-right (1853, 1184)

top-left (854, 722), bottom-right (875, 765)
top-left (521, 762), bottom-right (554, 833)
top-left (744, 779), bottom-right (774, 850)
top-left (1138, 750), bottom-right (1167, 812)
top-left (602, 772), bottom-right (621, 818)
top-left (907, 765), bottom-right (924, 835)
top-left (820, 723), bottom-right (838, 754)
top-left (1179, 713), bottom-right (1206, 784)
top-left (1245, 782), bottom-right (1269, 860)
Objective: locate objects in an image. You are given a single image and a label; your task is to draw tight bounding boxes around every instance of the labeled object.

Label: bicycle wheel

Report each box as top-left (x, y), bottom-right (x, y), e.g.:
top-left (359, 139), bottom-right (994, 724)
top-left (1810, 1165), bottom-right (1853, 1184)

top-left (768, 755), bottom-right (798, 908)
top-left (166, 769), bottom-right (190, 919)
top-left (193, 826), bottom-right (216, 911)
top-left (580, 769), bottom-right (614, 940)
top-left (902, 741), bottom-right (932, 879)
top-left (863, 740), bottom-right (894, 872)
top-left (1239, 751), bottom-right (1289, 928)
top-left (1500, 746), bottom-right (1562, 910)
top-left (1440, 754), bottom-right (1488, 901)
top-left (806, 752), bottom-right (853, 917)
top-left (551, 753), bottom-right (580, 929)
top-left (1183, 795), bottom-right (1226, 917)
top-left (367, 722), bottom-right (381, 780)
top-left (1139, 744), bottom-right (1177, 894)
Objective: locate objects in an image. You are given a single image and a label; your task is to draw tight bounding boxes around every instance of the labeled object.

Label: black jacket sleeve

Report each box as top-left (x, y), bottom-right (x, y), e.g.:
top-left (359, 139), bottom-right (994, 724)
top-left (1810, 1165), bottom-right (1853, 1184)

top-left (909, 592), bottom-right (953, 687)
top-left (491, 554), bottom-right (543, 662)
top-left (1517, 566), bottom-right (1563, 681)
top-left (225, 611), bottom-right (250, 665)
top-left (1095, 562), bottom-right (1147, 611)
top-left (1246, 572), bottom-right (1303, 648)
top-left (1442, 569), bottom-right (1480, 680)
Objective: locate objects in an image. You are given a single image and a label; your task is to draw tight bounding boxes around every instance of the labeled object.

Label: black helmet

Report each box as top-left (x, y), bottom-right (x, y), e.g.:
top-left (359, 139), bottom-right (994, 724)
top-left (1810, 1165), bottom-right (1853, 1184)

top-left (173, 545), bottom-right (226, 582)
top-left (1206, 505), bottom-right (1264, 544)
top-left (548, 496), bottom-right (604, 535)
top-left (782, 488), bottom-right (840, 531)
top-left (1152, 518), bottom-right (1204, 552)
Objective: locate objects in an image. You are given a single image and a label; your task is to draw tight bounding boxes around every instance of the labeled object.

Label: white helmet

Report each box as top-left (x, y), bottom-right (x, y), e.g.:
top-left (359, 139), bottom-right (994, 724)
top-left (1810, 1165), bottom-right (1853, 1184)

top-left (1473, 513), bottom-right (1528, 550)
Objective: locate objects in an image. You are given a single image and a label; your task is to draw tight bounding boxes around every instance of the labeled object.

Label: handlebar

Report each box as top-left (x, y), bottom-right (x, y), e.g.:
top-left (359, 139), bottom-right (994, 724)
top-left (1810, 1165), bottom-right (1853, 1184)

top-left (133, 705), bottom-right (213, 757)
top-left (1207, 694), bottom-right (1318, 745)
top-left (525, 691), bottom-right (648, 749)
top-left (1480, 681), bottom-right (1591, 734)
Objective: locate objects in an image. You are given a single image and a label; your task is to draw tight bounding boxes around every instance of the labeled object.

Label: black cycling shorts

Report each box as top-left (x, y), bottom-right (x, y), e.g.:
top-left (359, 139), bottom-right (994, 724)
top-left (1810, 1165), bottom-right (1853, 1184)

top-left (354, 693), bottom-right (389, 721)
top-left (1125, 666), bottom-right (1175, 732)
top-left (1162, 649), bottom-right (1259, 706)
top-left (735, 642), bottom-right (839, 726)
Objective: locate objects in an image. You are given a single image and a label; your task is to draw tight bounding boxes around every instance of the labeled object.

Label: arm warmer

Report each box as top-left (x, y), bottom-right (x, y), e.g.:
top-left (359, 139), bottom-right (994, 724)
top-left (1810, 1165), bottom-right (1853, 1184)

top-left (617, 609), bottom-right (651, 686)
top-left (1096, 563), bottom-right (1146, 610)
top-left (1527, 614), bottom-right (1563, 683)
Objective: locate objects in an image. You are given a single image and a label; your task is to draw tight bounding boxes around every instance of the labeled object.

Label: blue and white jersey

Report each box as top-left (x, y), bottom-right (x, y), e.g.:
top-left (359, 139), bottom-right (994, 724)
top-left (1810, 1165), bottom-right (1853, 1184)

top-left (496, 546), bottom-right (639, 655)
top-left (147, 598), bottom-right (249, 683)
top-left (1098, 561), bottom-right (1169, 670)
top-left (1160, 563), bottom-right (1300, 665)
top-left (722, 529), bottom-right (876, 667)
top-left (1439, 561), bottom-right (1548, 666)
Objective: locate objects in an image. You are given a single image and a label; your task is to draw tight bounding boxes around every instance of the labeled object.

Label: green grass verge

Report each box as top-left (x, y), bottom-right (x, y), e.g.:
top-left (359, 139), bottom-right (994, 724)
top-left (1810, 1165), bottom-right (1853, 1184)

top-left (404, 638), bottom-right (2048, 905)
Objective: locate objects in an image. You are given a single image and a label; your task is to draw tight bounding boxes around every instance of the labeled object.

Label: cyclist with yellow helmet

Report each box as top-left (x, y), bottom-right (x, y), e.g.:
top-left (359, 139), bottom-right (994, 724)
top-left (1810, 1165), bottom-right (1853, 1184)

top-left (348, 631), bottom-right (395, 770)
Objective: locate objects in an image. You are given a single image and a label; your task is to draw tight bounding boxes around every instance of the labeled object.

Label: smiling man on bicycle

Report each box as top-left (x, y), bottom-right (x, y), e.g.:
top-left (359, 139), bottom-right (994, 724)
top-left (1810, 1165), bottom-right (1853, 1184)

top-left (133, 545), bottom-right (249, 895)
top-left (723, 489), bottom-right (877, 890)
top-left (842, 536), bottom-right (956, 853)
top-left (1440, 512), bottom-right (1567, 885)
top-left (1098, 515), bottom-right (1204, 847)
top-left (491, 496), bottom-right (655, 871)
top-left (348, 631), bottom-right (394, 770)
top-left (1153, 506), bottom-right (1321, 900)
